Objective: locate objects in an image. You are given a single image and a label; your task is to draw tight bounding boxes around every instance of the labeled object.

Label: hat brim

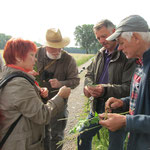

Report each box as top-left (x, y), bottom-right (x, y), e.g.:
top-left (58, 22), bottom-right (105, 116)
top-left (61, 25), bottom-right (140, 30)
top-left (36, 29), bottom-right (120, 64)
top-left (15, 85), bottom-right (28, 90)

top-left (106, 31), bottom-right (121, 41)
top-left (45, 37), bottom-right (70, 48)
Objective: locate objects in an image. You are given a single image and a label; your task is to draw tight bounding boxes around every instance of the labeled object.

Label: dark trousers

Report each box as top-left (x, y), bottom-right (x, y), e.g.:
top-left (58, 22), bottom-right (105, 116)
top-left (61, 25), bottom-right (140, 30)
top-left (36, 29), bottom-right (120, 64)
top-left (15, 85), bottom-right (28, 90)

top-left (44, 107), bottom-right (68, 150)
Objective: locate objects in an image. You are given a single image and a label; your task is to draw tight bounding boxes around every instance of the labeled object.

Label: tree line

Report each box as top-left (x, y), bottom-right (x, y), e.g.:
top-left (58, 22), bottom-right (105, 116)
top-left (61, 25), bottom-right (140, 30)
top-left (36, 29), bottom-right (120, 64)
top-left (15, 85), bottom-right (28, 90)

top-left (0, 33), bottom-right (42, 49)
top-left (74, 24), bottom-right (102, 54)
top-left (0, 24), bottom-right (102, 54)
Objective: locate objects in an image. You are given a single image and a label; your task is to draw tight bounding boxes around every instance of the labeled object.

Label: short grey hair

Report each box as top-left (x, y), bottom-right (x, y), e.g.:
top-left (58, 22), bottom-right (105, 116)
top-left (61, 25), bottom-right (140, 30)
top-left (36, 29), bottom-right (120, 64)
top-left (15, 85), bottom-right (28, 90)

top-left (121, 32), bottom-right (150, 42)
top-left (93, 19), bottom-right (115, 33)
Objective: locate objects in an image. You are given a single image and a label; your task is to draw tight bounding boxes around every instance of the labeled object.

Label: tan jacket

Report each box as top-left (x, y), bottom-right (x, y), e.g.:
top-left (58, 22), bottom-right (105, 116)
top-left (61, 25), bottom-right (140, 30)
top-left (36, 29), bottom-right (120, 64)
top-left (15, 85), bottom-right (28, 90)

top-left (0, 67), bottom-right (66, 150)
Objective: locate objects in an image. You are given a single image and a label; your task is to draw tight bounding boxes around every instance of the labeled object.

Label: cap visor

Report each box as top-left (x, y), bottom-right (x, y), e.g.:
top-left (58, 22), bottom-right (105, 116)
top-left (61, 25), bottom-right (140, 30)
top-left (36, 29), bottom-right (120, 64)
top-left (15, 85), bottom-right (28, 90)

top-left (106, 32), bottom-right (121, 41)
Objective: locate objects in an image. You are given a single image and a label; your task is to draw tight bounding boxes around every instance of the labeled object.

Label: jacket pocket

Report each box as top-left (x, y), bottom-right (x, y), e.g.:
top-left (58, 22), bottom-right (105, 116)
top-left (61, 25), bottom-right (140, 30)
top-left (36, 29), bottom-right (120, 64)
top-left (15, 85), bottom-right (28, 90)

top-left (28, 136), bottom-right (44, 150)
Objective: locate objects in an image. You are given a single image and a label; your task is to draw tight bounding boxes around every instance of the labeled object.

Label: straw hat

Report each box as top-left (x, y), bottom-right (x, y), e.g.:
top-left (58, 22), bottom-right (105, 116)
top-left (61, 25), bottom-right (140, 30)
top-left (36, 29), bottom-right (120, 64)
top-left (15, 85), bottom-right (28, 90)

top-left (45, 28), bottom-right (70, 48)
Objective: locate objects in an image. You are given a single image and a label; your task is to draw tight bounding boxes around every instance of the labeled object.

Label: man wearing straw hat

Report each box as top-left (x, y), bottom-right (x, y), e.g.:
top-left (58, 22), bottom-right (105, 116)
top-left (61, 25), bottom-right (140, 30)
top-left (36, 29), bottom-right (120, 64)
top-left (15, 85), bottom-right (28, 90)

top-left (99, 15), bottom-right (150, 150)
top-left (36, 28), bottom-right (80, 150)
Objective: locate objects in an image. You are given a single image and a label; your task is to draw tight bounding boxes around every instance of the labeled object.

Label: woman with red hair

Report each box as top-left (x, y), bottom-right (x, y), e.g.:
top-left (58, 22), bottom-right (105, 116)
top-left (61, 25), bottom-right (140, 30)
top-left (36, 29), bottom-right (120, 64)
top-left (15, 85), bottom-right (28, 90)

top-left (0, 38), bottom-right (71, 150)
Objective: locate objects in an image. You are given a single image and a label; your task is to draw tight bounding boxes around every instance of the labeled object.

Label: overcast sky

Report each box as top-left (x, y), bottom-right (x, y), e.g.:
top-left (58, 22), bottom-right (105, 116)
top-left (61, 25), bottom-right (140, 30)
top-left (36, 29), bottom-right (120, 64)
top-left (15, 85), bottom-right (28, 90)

top-left (0, 0), bottom-right (149, 47)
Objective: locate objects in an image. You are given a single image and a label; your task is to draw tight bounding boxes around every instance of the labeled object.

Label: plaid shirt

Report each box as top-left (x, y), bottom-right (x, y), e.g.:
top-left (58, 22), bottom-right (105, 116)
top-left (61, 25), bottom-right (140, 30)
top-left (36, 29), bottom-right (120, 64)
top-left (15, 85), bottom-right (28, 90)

top-left (129, 59), bottom-right (143, 115)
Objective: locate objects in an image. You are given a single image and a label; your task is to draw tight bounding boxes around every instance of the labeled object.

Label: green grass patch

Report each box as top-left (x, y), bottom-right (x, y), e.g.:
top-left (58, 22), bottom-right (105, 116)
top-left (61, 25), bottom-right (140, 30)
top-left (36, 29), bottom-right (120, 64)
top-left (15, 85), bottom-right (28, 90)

top-left (70, 53), bottom-right (94, 66)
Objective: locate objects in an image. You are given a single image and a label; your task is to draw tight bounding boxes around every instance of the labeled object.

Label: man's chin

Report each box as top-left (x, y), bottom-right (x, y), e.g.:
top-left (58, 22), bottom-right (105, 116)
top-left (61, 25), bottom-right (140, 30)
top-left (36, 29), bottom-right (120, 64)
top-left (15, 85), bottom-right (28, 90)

top-left (104, 45), bottom-right (110, 49)
top-left (46, 51), bottom-right (61, 60)
top-left (53, 55), bottom-right (61, 59)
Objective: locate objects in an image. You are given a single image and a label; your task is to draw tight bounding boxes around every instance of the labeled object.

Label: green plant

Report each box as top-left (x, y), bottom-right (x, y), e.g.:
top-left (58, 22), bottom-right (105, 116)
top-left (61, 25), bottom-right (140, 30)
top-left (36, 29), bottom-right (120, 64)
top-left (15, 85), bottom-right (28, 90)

top-left (57, 95), bottom-right (130, 149)
top-left (93, 127), bottom-right (109, 150)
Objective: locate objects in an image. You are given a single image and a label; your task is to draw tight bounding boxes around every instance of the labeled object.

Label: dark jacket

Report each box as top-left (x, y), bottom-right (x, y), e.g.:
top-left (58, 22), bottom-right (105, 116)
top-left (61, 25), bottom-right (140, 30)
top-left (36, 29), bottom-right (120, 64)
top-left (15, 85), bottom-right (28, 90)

top-left (124, 48), bottom-right (150, 150)
top-left (36, 47), bottom-right (80, 99)
top-left (85, 47), bottom-right (136, 113)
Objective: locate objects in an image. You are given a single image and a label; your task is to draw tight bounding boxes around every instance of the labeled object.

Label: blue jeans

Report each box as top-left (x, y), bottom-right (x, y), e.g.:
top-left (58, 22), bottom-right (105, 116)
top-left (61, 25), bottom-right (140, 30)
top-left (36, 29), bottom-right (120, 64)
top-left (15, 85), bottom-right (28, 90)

top-left (77, 112), bottom-right (127, 150)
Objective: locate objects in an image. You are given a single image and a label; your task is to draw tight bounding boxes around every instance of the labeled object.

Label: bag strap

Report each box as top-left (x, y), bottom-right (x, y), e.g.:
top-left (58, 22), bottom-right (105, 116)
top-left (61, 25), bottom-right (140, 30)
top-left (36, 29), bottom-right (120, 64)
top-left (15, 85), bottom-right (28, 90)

top-left (39, 59), bottom-right (57, 74)
top-left (39, 50), bottom-right (65, 74)
top-left (0, 115), bottom-right (22, 149)
top-left (0, 71), bottom-right (35, 88)
top-left (0, 71), bottom-right (35, 149)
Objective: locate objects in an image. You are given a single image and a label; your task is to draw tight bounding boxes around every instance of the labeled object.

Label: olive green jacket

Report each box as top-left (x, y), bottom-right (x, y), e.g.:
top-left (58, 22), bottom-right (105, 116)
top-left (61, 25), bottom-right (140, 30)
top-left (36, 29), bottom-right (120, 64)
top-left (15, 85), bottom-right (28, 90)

top-left (85, 47), bottom-right (136, 113)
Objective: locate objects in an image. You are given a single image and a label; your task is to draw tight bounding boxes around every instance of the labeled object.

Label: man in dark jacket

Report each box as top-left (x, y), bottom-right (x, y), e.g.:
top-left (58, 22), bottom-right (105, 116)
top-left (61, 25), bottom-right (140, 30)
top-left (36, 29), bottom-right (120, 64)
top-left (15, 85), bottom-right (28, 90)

top-left (36, 28), bottom-right (80, 150)
top-left (77, 19), bottom-right (136, 150)
top-left (99, 15), bottom-right (150, 150)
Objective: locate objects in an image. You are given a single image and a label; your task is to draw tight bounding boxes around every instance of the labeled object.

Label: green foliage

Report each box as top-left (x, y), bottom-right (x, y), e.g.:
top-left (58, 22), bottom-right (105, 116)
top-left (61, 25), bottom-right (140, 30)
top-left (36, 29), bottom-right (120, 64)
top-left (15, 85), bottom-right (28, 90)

top-left (0, 33), bottom-right (12, 49)
top-left (0, 33), bottom-right (42, 50)
top-left (93, 127), bottom-right (109, 150)
top-left (69, 112), bottom-right (99, 134)
top-left (68, 96), bottom-right (129, 150)
top-left (34, 41), bottom-right (42, 47)
top-left (74, 24), bottom-right (102, 54)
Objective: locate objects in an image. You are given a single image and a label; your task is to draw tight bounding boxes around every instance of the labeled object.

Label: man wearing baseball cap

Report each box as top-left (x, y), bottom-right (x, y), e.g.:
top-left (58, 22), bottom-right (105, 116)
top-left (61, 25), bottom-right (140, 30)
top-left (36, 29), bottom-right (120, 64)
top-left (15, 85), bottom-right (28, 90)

top-left (36, 28), bottom-right (80, 150)
top-left (99, 15), bottom-right (150, 150)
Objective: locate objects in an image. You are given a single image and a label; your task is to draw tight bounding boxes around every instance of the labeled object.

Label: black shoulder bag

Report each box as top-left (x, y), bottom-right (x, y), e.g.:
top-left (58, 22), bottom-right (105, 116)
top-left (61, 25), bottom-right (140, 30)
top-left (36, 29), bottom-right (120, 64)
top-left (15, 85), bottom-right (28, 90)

top-left (0, 71), bottom-right (35, 149)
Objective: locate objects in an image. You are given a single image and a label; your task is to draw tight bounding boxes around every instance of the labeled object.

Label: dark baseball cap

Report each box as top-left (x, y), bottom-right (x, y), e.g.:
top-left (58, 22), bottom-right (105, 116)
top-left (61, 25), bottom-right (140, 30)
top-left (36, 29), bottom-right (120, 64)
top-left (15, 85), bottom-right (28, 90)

top-left (107, 15), bottom-right (149, 41)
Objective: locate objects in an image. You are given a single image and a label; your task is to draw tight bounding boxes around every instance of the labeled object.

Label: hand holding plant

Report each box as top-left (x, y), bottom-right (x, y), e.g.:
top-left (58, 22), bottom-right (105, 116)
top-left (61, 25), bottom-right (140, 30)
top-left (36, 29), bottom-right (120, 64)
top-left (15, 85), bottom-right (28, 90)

top-left (99, 113), bottom-right (126, 132)
top-left (86, 84), bottom-right (104, 98)
top-left (105, 97), bottom-right (124, 112)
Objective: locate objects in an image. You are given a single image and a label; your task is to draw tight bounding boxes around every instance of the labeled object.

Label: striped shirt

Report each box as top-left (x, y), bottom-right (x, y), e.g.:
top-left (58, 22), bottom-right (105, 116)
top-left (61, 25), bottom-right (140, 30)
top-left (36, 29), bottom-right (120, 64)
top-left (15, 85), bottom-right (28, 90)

top-left (129, 58), bottom-right (143, 115)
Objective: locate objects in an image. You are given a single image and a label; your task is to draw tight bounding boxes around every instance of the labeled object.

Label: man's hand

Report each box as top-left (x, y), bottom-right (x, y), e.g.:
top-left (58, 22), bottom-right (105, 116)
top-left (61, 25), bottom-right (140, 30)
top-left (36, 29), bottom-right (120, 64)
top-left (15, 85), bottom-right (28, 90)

top-left (87, 84), bottom-right (104, 98)
top-left (105, 97), bottom-right (124, 112)
top-left (84, 86), bottom-right (91, 98)
top-left (58, 86), bottom-right (71, 99)
top-left (49, 78), bottom-right (62, 88)
top-left (99, 113), bottom-right (126, 131)
top-left (40, 87), bottom-right (48, 98)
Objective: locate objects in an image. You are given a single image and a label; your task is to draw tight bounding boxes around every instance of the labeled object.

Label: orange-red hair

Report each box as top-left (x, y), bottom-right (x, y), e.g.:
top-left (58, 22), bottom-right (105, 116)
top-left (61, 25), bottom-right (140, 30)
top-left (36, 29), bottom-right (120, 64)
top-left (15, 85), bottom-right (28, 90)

top-left (3, 38), bottom-right (37, 65)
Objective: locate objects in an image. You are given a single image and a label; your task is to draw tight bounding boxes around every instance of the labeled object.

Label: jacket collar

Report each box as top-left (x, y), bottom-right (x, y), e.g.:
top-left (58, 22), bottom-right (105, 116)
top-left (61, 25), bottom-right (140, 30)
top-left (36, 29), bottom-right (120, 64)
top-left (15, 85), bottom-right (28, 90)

top-left (143, 48), bottom-right (150, 66)
top-left (100, 45), bottom-right (121, 62)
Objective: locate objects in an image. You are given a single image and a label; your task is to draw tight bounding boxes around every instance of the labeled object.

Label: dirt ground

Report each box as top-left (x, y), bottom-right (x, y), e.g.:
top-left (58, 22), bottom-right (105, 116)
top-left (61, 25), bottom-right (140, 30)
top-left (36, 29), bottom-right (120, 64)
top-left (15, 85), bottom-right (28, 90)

top-left (62, 60), bottom-right (92, 150)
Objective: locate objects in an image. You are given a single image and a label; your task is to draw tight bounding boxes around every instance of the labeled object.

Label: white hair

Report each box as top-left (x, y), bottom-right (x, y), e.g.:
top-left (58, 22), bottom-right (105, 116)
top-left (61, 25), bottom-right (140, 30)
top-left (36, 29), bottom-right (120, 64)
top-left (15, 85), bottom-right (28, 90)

top-left (121, 32), bottom-right (150, 42)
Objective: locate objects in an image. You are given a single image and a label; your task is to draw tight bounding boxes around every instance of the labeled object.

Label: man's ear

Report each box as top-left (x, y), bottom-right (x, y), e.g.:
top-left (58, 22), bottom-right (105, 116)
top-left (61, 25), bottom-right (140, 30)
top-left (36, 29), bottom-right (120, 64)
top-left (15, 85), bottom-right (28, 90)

top-left (132, 32), bottom-right (141, 42)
